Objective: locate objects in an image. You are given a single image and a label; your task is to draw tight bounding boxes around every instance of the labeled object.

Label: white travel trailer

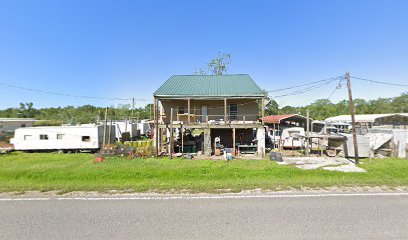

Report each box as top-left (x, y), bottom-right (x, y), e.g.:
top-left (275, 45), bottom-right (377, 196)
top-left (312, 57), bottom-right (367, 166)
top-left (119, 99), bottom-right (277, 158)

top-left (10, 125), bottom-right (115, 152)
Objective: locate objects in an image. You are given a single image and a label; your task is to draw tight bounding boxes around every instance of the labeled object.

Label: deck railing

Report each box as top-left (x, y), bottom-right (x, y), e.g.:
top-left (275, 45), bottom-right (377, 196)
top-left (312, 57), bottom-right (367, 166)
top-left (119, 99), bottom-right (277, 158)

top-left (163, 114), bottom-right (260, 125)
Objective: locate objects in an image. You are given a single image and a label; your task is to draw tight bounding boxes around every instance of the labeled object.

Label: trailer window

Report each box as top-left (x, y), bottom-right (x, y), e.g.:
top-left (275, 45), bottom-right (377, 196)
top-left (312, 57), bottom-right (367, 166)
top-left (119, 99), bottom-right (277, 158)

top-left (57, 134), bottom-right (64, 140)
top-left (82, 136), bottom-right (90, 142)
top-left (39, 134), bottom-right (48, 140)
top-left (24, 135), bottom-right (32, 140)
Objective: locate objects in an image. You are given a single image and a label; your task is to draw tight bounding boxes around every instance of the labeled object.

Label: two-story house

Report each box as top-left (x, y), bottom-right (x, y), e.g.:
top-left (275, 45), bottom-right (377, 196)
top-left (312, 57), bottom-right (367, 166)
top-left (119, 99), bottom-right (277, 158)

top-left (153, 74), bottom-right (266, 157)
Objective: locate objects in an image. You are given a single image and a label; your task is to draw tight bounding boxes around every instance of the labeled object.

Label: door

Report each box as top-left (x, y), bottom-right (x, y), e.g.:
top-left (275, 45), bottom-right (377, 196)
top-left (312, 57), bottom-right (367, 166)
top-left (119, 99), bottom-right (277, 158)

top-left (229, 104), bottom-right (237, 120)
top-left (202, 106), bottom-right (208, 122)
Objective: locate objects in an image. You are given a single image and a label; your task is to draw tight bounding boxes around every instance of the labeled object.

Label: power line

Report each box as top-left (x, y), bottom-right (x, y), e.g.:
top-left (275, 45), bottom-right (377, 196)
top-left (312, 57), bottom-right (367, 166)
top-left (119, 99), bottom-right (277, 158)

top-left (327, 78), bottom-right (345, 100)
top-left (351, 76), bottom-right (408, 87)
top-left (267, 75), bottom-right (344, 93)
top-left (272, 79), bottom-right (337, 98)
top-left (0, 82), bottom-right (153, 102)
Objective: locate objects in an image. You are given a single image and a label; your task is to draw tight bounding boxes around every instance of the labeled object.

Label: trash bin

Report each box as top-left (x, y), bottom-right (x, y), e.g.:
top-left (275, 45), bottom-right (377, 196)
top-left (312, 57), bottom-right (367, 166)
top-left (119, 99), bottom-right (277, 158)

top-left (269, 152), bottom-right (283, 162)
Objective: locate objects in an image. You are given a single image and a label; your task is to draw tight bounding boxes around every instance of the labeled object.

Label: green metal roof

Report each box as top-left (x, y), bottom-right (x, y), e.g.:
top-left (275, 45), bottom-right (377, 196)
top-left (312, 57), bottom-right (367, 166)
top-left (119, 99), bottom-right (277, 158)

top-left (153, 74), bottom-right (264, 98)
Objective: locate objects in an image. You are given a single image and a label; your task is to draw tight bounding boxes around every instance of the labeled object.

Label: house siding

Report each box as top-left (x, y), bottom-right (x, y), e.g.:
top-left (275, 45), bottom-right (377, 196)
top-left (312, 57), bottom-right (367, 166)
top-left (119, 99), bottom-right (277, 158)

top-left (159, 98), bottom-right (259, 124)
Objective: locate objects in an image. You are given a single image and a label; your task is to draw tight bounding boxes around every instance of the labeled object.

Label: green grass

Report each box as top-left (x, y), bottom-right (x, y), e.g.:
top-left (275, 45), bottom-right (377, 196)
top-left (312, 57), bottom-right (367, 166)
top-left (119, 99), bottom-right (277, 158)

top-left (0, 152), bottom-right (408, 193)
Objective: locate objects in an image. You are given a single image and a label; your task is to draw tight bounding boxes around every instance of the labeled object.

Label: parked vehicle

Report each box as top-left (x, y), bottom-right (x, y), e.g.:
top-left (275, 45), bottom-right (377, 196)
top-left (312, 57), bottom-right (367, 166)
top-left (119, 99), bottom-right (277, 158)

top-left (10, 125), bottom-right (115, 152)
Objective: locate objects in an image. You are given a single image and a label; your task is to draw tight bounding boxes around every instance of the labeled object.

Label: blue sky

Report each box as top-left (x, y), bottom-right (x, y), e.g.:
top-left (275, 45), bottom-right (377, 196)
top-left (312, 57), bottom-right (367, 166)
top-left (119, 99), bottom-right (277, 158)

top-left (1, 0), bottom-right (408, 109)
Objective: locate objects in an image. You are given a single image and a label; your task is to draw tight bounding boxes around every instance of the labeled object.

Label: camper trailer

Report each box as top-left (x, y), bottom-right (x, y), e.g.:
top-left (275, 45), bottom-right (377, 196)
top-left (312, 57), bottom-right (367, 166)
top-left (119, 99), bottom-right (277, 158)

top-left (10, 125), bottom-right (115, 152)
top-left (106, 120), bottom-right (139, 141)
top-left (138, 120), bottom-right (151, 136)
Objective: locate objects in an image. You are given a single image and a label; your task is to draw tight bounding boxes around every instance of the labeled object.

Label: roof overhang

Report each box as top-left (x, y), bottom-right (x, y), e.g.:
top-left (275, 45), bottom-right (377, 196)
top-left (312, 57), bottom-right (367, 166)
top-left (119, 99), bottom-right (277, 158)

top-left (155, 95), bottom-right (264, 100)
top-left (261, 114), bottom-right (311, 124)
top-left (0, 118), bottom-right (37, 122)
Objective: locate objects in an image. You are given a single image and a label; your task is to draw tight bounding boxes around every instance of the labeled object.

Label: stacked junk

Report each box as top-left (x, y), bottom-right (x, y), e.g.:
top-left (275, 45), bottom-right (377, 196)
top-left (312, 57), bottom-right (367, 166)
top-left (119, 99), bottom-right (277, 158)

top-left (264, 114), bottom-right (408, 159)
top-left (269, 126), bottom-right (408, 159)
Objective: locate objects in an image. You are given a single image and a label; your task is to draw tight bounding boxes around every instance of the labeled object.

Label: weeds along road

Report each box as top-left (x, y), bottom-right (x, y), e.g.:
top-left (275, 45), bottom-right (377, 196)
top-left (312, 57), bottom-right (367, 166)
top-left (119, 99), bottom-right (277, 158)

top-left (1, 193), bottom-right (408, 240)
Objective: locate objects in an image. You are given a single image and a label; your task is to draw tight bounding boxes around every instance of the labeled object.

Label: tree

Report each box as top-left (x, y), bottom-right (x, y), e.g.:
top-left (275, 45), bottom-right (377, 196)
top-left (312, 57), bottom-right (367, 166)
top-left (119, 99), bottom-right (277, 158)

top-left (18, 102), bottom-right (37, 118)
top-left (262, 91), bottom-right (279, 116)
top-left (208, 52), bottom-right (230, 75)
top-left (194, 68), bottom-right (207, 75)
top-left (194, 52), bottom-right (231, 76)
top-left (391, 92), bottom-right (408, 112)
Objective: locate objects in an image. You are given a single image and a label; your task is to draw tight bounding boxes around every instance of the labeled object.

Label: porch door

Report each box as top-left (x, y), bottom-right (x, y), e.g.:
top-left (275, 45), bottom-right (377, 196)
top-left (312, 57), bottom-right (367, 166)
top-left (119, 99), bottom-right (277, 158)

top-left (202, 106), bottom-right (208, 122)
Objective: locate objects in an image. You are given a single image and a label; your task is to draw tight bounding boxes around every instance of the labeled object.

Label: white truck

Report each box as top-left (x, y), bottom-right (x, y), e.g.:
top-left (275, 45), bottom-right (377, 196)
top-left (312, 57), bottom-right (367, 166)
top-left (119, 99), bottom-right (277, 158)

top-left (10, 125), bottom-right (115, 152)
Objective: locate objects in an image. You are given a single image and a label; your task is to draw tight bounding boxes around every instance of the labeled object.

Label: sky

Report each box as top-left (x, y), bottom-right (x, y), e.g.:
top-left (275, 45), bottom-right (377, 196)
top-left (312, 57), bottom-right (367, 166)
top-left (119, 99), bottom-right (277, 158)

top-left (0, 0), bottom-right (408, 109)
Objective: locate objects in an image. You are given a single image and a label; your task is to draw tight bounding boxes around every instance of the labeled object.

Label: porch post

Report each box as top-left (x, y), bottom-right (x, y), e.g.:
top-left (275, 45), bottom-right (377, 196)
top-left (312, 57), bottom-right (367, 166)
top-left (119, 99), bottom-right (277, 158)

top-left (181, 124), bottom-right (184, 154)
top-left (187, 98), bottom-right (191, 124)
top-left (170, 108), bottom-right (173, 159)
top-left (154, 97), bottom-right (159, 157)
top-left (261, 96), bottom-right (265, 119)
top-left (224, 98), bottom-right (227, 124)
top-left (233, 128), bottom-right (236, 156)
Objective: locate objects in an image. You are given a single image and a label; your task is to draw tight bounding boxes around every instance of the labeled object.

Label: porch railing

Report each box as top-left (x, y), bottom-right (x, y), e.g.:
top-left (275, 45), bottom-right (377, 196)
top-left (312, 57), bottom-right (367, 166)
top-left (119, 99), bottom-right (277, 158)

top-left (164, 114), bottom-right (260, 125)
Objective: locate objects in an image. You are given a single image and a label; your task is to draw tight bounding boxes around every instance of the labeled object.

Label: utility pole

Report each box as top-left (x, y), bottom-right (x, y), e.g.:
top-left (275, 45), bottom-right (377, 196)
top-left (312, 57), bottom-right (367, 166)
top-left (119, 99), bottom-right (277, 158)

top-left (306, 109), bottom-right (310, 157)
top-left (346, 72), bottom-right (359, 164)
top-left (108, 119), bottom-right (112, 146)
top-left (131, 97), bottom-right (135, 120)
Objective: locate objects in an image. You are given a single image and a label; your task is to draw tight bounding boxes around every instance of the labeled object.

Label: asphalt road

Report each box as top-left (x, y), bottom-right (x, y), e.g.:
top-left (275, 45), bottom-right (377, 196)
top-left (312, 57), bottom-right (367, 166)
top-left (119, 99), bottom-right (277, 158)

top-left (1, 193), bottom-right (408, 240)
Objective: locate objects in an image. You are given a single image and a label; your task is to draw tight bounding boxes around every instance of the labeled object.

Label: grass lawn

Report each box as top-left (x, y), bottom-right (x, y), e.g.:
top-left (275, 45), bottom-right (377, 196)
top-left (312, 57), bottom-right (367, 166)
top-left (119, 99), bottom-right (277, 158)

top-left (0, 152), bottom-right (408, 193)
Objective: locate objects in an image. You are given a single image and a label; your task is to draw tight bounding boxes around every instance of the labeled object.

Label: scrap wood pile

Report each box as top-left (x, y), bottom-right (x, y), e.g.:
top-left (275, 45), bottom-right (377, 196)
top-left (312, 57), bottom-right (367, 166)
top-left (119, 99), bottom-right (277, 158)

top-left (96, 142), bottom-right (155, 161)
top-left (0, 142), bottom-right (14, 154)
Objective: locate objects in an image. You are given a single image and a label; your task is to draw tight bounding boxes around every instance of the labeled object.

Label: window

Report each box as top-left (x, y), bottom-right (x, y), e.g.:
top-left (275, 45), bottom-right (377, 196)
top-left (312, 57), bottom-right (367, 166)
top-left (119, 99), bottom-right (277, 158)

top-left (39, 134), bottom-right (48, 140)
top-left (229, 104), bottom-right (238, 120)
top-left (82, 136), bottom-right (90, 142)
top-left (57, 134), bottom-right (64, 140)
top-left (24, 135), bottom-right (32, 140)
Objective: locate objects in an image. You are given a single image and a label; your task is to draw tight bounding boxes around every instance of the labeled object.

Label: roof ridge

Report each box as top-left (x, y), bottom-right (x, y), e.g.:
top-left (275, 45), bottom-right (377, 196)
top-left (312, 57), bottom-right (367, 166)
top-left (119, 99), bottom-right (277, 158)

top-left (171, 74), bottom-right (249, 77)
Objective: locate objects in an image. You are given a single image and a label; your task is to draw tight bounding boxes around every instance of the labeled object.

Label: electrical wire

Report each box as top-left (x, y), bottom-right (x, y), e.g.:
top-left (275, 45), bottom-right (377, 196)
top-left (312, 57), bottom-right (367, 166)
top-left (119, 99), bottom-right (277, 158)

top-left (327, 78), bottom-right (345, 100)
top-left (272, 79), bottom-right (337, 98)
top-left (0, 82), bottom-right (153, 102)
top-left (351, 76), bottom-right (408, 87)
top-left (267, 75), bottom-right (345, 93)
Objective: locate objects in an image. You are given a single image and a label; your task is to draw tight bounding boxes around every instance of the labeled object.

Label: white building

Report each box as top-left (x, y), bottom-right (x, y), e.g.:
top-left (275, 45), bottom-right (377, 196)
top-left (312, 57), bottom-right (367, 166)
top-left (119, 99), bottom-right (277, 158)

top-left (0, 118), bottom-right (37, 133)
top-left (325, 113), bottom-right (408, 129)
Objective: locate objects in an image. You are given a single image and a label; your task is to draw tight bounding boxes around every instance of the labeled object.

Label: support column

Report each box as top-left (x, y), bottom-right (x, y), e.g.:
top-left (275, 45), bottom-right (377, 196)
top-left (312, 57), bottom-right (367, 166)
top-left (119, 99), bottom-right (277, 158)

top-left (204, 128), bottom-right (211, 157)
top-left (224, 98), bottom-right (227, 124)
top-left (233, 128), bottom-right (236, 156)
top-left (256, 126), bottom-right (265, 158)
top-left (154, 97), bottom-right (159, 157)
top-left (187, 98), bottom-right (191, 124)
top-left (170, 108), bottom-right (173, 159)
top-left (261, 96), bottom-right (265, 119)
top-left (181, 125), bottom-right (184, 154)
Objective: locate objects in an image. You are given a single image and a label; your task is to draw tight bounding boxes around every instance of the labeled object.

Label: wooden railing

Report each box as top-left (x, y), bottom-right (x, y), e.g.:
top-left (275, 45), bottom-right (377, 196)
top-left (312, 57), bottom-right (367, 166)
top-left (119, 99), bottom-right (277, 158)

top-left (167, 114), bottom-right (260, 125)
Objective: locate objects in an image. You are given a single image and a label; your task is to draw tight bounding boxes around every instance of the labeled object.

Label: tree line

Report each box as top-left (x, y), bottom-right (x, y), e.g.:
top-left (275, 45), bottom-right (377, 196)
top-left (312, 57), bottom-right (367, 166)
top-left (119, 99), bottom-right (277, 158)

top-left (0, 103), bottom-right (154, 125)
top-left (265, 92), bottom-right (408, 120)
top-left (0, 92), bottom-right (406, 124)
